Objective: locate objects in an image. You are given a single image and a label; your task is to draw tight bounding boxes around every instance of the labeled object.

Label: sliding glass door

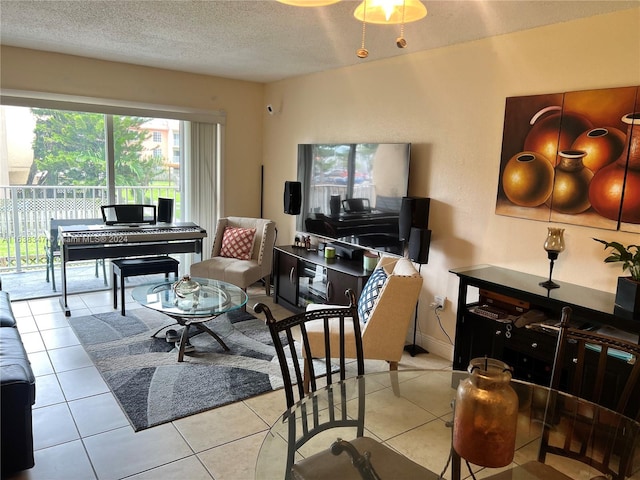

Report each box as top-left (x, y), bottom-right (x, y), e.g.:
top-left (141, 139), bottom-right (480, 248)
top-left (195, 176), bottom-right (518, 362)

top-left (111, 116), bottom-right (182, 210)
top-left (0, 103), bottom-right (211, 299)
top-left (29, 109), bottom-right (183, 211)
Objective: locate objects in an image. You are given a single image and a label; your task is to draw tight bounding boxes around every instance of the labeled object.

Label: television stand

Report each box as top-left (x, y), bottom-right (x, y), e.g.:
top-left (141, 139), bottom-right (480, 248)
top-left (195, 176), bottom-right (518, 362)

top-left (273, 245), bottom-right (372, 313)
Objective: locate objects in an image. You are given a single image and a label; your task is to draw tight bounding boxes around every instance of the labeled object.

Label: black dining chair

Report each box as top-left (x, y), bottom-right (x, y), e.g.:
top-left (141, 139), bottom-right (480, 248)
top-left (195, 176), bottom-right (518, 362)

top-left (45, 218), bottom-right (108, 291)
top-left (482, 306), bottom-right (640, 480)
top-left (254, 289), bottom-right (364, 408)
top-left (254, 290), bottom-right (439, 480)
top-left (538, 306), bottom-right (640, 479)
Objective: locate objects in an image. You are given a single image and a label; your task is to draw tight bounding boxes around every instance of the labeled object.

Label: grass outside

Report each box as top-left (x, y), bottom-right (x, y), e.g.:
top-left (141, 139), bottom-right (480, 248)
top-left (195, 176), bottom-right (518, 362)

top-left (0, 238), bottom-right (49, 269)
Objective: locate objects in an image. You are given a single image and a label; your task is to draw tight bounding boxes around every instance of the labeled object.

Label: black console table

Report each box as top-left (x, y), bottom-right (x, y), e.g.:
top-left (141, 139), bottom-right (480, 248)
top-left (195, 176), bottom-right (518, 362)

top-left (450, 265), bottom-right (639, 402)
top-left (274, 245), bottom-right (372, 313)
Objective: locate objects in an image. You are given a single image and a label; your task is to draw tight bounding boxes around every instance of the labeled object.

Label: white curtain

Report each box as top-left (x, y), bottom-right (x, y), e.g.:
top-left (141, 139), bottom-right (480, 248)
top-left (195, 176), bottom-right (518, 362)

top-left (185, 122), bottom-right (224, 263)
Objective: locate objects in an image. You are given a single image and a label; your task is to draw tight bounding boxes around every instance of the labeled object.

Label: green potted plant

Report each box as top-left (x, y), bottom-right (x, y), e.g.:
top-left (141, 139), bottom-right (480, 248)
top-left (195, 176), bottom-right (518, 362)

top-left (593, 238), bottom-right (640, 313)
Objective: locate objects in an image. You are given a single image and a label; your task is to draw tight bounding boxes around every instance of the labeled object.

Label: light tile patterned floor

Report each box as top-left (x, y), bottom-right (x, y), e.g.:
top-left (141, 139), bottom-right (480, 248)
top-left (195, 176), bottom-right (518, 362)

top-left (6, 284), bottom-right (451, 480)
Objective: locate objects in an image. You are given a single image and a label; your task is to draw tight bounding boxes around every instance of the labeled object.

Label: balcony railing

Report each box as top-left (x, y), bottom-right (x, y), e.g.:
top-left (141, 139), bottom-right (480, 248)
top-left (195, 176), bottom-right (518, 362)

top-left (0, 185), bottom-right (179, 273)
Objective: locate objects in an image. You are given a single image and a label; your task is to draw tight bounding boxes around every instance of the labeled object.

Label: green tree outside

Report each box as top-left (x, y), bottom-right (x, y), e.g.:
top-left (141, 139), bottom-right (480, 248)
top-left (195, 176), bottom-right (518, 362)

top-left (31, 109), bottom-right (166, 192)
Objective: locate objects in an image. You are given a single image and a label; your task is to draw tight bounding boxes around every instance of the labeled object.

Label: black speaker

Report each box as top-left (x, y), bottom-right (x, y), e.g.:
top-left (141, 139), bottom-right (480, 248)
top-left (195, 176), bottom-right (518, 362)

top-left (399, 197), bottom-right (430, 241)
top-left (157, 198), bottom-right (173, 223)
top-left (284, 181), bottom-right (302, 215)
top-left (329, 195), bottom-right (341, 215)
top-left (408, 227), bottom-right (431, 264)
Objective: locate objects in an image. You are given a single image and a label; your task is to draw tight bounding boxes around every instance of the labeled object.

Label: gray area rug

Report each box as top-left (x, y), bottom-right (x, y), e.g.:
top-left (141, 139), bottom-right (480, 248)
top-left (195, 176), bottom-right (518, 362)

top-left (69, 308), bottom-right (286, 431)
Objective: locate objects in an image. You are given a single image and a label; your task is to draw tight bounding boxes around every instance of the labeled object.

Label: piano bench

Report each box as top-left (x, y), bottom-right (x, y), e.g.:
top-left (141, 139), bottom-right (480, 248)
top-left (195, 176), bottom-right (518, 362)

top-left (112, 256), bottom-right (180, 316)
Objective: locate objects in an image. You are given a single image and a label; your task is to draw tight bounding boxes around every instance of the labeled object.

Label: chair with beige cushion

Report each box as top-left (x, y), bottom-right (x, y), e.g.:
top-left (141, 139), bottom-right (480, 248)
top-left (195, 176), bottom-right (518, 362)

top-left (306, 254), bottom-right (423, 372)
top-left (190, 217), bottom-right (276, 294)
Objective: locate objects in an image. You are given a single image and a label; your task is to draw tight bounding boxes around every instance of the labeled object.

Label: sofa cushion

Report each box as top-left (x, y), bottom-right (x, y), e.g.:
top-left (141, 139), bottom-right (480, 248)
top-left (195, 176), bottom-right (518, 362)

top-left (191, 256), bottom-right (259, 288)
top-left (0, 327), bottom-right (36, 401)
top-left (0, 291), bottom-right (16, 327)
top-left (1, 362), bottom-right (35, 474)
top-left (0, 290), bottom-right (36, 474)
top-left (220, 227), bottom-right (257, 260)
top-left (357, 267), bottom-right (388, 324)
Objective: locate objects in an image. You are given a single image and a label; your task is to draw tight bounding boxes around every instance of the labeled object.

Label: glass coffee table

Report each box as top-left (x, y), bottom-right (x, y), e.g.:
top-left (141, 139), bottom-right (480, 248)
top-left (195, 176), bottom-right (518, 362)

top-left (132, 277), bottom-right (248, 362)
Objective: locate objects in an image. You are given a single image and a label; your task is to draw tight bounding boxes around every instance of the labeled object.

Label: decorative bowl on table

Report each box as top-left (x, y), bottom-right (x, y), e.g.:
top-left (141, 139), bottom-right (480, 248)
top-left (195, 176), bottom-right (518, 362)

top-left (172, 274), bottom-right (201, 309)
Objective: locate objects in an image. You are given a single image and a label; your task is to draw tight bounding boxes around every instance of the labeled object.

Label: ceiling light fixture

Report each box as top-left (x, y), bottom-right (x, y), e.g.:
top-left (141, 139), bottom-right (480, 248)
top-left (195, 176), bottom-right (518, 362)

top-left (355, 0), bottom-right (427, 57)
top-left (353, 0), bottom-right (427, 24)
top-left (277, 0), bottom-right (427, 59)
top-left (276, 0), bottom-right (341, 6)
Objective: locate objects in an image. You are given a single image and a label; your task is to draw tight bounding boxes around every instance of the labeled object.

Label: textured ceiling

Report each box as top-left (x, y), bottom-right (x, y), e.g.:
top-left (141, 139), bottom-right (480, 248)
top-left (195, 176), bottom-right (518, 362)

top-left (1, 0), bottom-right (638, 83)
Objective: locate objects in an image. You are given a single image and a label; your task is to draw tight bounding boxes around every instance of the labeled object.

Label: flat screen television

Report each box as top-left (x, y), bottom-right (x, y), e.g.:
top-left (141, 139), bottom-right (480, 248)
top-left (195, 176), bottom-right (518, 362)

top-left (297, 143), bottom-right (411, 255)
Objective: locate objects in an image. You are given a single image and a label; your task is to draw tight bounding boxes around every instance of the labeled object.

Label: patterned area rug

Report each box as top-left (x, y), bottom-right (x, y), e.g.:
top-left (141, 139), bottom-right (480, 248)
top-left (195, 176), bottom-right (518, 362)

top-left (69, 308), bottom-right (286, 431)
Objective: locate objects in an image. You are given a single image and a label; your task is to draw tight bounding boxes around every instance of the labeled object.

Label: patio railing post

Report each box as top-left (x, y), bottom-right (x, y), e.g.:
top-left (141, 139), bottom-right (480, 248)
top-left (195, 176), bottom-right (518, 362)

top-left (11, 187), bottom-right (23, 273)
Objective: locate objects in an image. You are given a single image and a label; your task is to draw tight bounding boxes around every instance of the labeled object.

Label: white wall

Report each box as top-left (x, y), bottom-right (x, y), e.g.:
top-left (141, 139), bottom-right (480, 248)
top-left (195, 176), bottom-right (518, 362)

top-left (262, 8), bottom-right (640, 359)
top-left (0, 106), bottom-right (35, 184)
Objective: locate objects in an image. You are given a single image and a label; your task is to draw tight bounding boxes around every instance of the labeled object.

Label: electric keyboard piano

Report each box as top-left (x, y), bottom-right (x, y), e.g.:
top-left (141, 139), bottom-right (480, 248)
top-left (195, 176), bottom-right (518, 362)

top-left (58, 222), bottom-right (207, 316)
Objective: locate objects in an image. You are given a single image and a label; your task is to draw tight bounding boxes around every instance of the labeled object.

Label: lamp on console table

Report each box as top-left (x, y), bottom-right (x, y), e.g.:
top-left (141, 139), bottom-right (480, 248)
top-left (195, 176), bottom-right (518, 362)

top-left (539, 227), bottom-right (565, 290)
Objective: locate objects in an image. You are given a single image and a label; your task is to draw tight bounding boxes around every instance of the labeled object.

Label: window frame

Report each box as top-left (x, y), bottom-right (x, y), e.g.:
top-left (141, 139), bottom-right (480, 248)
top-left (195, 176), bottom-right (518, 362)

top-left (1, 91), bottom-right (226, 266)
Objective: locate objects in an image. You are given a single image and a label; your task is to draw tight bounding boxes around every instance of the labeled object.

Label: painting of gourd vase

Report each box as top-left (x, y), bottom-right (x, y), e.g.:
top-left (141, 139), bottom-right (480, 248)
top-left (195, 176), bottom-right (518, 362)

top-left (496, 85), bottom-right (640, 234)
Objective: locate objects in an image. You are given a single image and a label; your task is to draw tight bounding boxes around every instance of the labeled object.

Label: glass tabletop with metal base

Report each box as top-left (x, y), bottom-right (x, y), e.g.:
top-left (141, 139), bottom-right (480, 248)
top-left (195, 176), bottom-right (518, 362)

top-left (132, 277), bottom-right (248, 362)
top-left (256, 369), bottom-right (640, 480)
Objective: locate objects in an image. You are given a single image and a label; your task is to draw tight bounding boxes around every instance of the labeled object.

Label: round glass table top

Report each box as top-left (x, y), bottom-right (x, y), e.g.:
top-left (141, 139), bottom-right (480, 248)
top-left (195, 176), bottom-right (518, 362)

top-left (255, 369), bottom-right (640, 480)
top-left (131, 277), bottom-right (248, 318)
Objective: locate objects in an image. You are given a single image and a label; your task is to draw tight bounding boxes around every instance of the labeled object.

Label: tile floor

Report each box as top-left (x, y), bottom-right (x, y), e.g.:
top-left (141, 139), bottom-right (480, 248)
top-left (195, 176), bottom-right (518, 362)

top-left (6, 284), bottom-right (451, 480)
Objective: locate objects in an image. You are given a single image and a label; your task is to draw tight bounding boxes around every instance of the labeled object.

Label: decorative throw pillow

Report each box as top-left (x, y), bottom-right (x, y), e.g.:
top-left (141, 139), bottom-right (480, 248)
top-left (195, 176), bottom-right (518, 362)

top-left (219, 227), bottom-right (256, 260)
top-left (357, 267), bottom-right (388, 323)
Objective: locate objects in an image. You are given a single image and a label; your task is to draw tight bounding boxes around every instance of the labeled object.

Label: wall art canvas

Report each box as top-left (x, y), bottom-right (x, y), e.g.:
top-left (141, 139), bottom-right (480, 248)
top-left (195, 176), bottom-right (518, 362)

top-left (496, 85), bottom-right (640, 233)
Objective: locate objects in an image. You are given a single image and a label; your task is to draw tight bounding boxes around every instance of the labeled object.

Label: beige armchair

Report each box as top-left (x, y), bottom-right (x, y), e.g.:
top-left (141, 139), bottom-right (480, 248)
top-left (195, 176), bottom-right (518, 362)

top-left (190, 217), bottom-right (276, 295)
top-left (306, 255), bottom-right (423, 371)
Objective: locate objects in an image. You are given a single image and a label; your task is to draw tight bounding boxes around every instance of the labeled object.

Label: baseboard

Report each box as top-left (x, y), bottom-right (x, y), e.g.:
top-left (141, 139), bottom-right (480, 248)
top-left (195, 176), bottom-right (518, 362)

top-left (415, 331), bottom-right (454, 362)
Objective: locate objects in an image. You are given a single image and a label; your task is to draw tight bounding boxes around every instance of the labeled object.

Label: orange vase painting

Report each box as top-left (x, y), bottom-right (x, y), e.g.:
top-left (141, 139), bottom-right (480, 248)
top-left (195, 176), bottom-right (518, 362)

top-left (496, 85), bottom-right (640, 233)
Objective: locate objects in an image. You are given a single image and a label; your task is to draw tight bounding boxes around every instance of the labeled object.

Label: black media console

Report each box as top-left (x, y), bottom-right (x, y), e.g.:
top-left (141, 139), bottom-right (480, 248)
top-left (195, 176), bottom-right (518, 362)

top-left (451, 265), bottom-right (640, 414)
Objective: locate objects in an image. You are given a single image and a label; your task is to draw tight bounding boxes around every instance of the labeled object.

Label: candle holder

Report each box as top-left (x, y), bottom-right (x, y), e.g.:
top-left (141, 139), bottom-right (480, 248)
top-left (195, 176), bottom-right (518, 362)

top-left (539, 227), bottom-right (565, 290)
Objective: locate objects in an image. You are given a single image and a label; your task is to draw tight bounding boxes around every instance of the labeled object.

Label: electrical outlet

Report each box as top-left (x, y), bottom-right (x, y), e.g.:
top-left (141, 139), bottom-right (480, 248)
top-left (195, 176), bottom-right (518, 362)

top-left (434, 295), bottom-right (446, 310)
